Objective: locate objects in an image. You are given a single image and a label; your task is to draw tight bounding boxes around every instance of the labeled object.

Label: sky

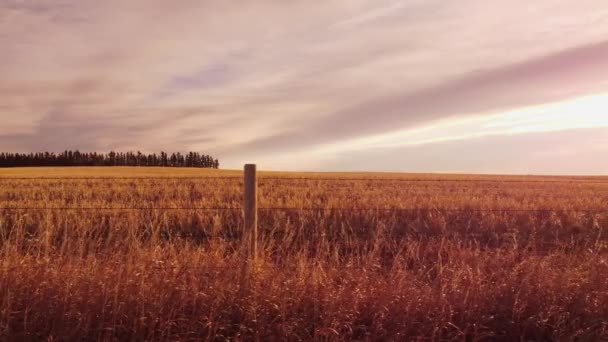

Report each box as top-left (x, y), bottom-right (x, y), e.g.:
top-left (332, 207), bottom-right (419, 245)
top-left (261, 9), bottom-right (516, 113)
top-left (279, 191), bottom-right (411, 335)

top-left (1, 0), bottom-right (608, 174)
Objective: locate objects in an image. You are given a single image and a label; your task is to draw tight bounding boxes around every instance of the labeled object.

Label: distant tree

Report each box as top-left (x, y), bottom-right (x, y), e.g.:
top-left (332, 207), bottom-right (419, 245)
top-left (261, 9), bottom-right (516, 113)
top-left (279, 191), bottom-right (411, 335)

top-left (160, 152), bottom-right (168, 167)
top-left (0, 151), bottom-right (219, 169)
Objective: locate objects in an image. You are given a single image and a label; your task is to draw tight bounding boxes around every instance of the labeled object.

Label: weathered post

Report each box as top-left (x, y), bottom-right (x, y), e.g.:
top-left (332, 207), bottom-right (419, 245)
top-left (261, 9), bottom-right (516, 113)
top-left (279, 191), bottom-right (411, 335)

top-left (244, 164), bottom-right (258, 262)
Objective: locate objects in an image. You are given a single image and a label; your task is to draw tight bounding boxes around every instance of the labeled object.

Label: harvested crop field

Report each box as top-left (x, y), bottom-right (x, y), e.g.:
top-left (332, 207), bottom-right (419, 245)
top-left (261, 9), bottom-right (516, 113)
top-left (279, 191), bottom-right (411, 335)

top-left (1, 167), bottom-right (607, 340)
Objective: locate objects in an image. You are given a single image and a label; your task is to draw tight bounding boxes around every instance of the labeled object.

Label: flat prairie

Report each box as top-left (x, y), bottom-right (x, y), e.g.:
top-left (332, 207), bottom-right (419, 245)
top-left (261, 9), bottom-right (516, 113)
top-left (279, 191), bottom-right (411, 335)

top-left (0, 167), bottom-right (607, 340)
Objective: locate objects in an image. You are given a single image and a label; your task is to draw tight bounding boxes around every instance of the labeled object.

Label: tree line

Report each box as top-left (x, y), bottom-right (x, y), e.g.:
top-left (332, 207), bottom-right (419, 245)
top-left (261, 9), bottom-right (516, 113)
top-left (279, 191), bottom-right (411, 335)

top-left (0, 151), bottom-right (219, 168)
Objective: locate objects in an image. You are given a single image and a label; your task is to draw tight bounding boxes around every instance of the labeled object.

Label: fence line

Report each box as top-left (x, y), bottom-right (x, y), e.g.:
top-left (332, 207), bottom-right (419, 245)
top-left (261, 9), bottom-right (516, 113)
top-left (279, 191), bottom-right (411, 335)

top-left (5, 187), bottom-right (608, 195)
top-left (259, 177), bottom-right (608, 184)
top-left (0, 264), bottom-right (306, 271)
top-left (0, 207), bottom-right (606, 213)
top-left (4, 182), bottom-right (608, 190)
top-left (0, 167), bottom-right (606, 212)
top-left (0, 176), bottom-right (242, 181)
top-left (1, 164), bottom-right (607, 269)
top-left (0, 207), bottom-right (242, 211)
top-left (258, 207), bottom-right (608, 213)
top-left (1, 176), bottom-right (608, 184)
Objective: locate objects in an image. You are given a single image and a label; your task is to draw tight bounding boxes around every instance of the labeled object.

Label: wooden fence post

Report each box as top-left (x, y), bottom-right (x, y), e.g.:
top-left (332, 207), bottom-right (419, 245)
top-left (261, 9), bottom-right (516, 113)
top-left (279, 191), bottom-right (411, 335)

top-left (244, 164), bottom-right (258, 262)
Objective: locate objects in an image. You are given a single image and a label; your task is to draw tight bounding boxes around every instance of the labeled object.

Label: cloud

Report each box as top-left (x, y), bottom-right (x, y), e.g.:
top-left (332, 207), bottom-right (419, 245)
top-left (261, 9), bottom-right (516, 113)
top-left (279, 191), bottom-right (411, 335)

top-left (1, 0), bottom-right (608, 173)
top-left (331, 1), bottom-right (406, 29)
top-left (315, 127), bottom-right (608, 175)
top-left (224, 40), bottom-right (608, 156)
top-left (317, 93), bottom-right (608, 152)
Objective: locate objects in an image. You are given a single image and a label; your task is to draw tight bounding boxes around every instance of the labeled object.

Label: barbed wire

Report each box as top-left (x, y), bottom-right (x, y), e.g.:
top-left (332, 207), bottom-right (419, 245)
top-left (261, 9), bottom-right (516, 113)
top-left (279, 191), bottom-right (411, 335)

top-left (0, 176), bottom-right (607, 184)
top-left (2, 188), bottom-right (608, 198)
top-left (259, 177), bottom-right (608, 184)
top-left (0, 176), bottom-right (606, 212)
top-left (0, 264), bottom-right (309, 271)
top-left (3, 182), bottom-right (608, 190)
top-left (0, 206), bottom-right (605, 212)
top-left (0, 176), bottom-right (242, 181)
top-left (258, 207), bottom-right (608, 213)
top-left (0, 207), bottom-right (241, 211)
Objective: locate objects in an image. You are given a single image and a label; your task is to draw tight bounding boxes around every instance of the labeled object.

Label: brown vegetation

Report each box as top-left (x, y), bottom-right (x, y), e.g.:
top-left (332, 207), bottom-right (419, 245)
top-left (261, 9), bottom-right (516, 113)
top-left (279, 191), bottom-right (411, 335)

top-left (0, 167), bottom-right (607, 340)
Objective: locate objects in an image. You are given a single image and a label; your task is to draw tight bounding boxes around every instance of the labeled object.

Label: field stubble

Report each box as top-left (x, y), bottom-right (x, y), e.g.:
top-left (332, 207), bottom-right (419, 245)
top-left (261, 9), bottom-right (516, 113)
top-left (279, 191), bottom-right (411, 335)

top-left (0, 167), bottom-right (607, 340)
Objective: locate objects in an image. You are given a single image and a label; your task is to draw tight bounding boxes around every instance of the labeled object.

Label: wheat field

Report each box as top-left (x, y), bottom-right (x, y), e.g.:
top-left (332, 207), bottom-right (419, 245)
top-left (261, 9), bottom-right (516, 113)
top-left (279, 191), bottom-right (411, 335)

top-left (0, 167), bottom-right (607, 340)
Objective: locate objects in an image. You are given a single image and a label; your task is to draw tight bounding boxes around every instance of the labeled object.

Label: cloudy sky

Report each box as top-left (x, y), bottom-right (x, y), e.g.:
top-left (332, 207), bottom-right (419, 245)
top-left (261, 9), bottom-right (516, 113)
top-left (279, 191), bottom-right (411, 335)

top-left (2, 0), bottom-right (608, 174)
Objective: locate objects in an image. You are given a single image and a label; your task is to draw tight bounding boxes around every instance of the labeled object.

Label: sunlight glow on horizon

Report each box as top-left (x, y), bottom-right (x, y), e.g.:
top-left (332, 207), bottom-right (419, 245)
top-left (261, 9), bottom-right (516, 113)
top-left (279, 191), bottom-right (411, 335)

top-left (311, 93), bottom-right (608, 154)
top-left (226, 93), bottom-right (608, 173)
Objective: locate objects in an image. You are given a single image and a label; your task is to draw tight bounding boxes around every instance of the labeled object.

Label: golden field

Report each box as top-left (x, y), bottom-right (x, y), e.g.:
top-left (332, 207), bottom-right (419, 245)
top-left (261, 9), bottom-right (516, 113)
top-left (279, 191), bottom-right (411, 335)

top-left (0, 167), bottom-right (607, 340)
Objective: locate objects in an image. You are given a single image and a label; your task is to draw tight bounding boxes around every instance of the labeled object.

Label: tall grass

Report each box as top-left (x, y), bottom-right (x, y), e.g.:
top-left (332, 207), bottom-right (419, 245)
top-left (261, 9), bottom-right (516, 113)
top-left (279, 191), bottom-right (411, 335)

top-left (0, 168), bottom-right (607, 340)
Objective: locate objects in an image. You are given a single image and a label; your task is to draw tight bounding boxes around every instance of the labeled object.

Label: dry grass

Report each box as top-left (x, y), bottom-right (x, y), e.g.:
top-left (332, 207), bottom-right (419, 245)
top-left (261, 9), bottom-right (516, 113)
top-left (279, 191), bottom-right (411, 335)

top-left (0, 167), bottom-right (607, 340)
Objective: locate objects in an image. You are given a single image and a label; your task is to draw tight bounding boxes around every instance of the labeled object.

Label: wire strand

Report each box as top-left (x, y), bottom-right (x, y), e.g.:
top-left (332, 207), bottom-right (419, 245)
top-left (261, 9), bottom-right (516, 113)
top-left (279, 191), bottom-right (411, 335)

top-left (0, 207), bottom-right (604, 212)
top-left (0, 176), bottom-right (607, 184)
top-left (0, 176), bottom-right (242, 181)
top-left (0, 207), bottom-right (242, 211)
